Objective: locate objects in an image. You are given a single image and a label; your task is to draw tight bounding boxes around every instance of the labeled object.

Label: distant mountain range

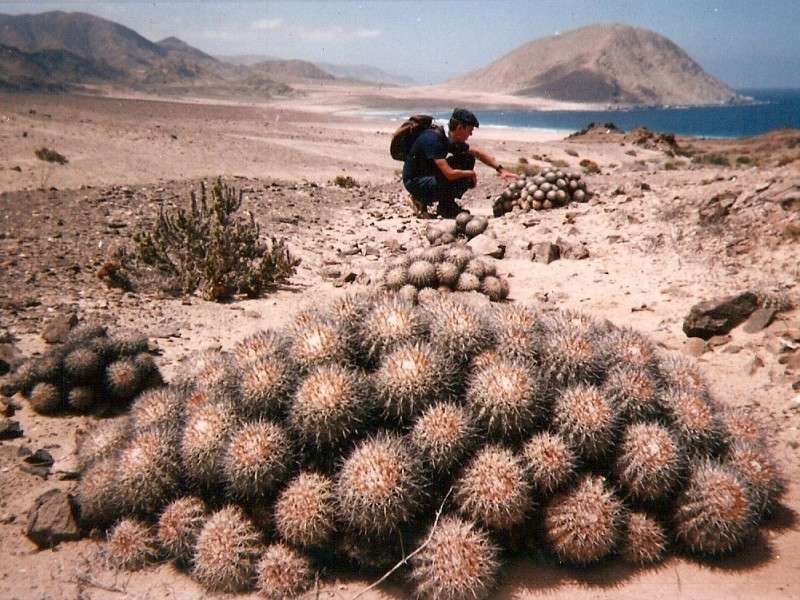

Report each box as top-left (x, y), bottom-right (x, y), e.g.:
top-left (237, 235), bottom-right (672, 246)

top-left (0, 12), bottom-right (739, 106)
top-left (447, 23), bottom-right (739, 106)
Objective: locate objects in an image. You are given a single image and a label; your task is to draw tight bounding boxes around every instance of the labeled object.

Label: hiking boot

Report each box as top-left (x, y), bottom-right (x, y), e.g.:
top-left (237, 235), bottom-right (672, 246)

top-left (407, 195), bottom-right (433, 218)
top-left (436, 199), bottom-right (462, 219)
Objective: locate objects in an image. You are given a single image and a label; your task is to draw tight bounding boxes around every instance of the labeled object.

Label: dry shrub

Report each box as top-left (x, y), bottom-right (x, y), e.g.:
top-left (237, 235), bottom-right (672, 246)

top-left (134, 178), bottom-right (298, 301)
top-left (34, 147), bottom-right (68, 164)
top-left (333, 175), bottom-right (359, 188)
top-left (579, 158), bottom-right (601, 174)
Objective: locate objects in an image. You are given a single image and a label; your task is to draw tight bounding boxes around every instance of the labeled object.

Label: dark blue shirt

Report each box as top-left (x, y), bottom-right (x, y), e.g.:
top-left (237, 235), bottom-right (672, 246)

top-left (403, 127), bottom-right (449, 181)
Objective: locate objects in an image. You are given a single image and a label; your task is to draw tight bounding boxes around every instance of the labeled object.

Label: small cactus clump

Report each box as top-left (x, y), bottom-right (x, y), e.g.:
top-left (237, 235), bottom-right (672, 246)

top-left (661, 387), bottom-right (723, 455)
top-left (454, 445), bottom-right (532, 531)
top-left (130, 386), bottom-right (184, 434)
top-left (222, 421), bottom-right (293, 499)
top-left (410, 401), bottom-right (476, 473)
top-left (239, 356), bottom-right (297, 419)
top-left (481, 276), bottom-right (509, 302)
top-left (410, 516), bottom-right (500, 600)
top-left (274, 472), bottom-right (336, 548)
top-left (552, 383), bottom-right (618, 461)
top-left (29, 381), bottom-right (63, 414)
top-left (602, 364), bottom-right (661, 422)
top-left (620, 512), bottom-right (667, 565)
top-left (490, 304), bottom-right (544, 365)
top-left (255, 543), bottom-right (314, 600)
top-left (289, 364), bottom-right (371, 449)
top-left (114, 428), bottom-right (181, 515)
top-left (521, 432), bottom-right (577, 495)
top-left (286, 313), bottom-right (354, 371)
top-left (725, 442), bottom-right (785, 518)
top-left (193, 506), bottom-right (262, 592)
top-left (672, 461), bottom-right (756, 555)
top-left (615, 422), bottom-right (684, 503)
top-left (374, 341), bottom-right (452, 422)
top-left (106, 518), bottom-right (159, 570)
top-left (359, 296), bottom-right (427, 361)
top-left (63, 347), bottom-right (103, 383)
top-left (181, 402), bottom-right (239, 490)
top-left (157, 496), bottom-right (207, 563)
top-left (540, 313), bottom-right (605, 385)
top-left (544, 474), bottom-right (624, 564)
top-left (335, 433), bottom-right (423, 535)
top-left (456, 271), bottom-right (482, 292)
top-left (426, 297), bottom-right (493, 362)
top-left (465, 357), bottom-right (542, 438)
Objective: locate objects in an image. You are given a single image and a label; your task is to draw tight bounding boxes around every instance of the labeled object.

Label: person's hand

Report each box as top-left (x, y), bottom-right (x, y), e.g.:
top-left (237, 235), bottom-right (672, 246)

top-left (499, 169), bottom-right (518, 182)
top-left (469, 171), bottom-right (478, 188)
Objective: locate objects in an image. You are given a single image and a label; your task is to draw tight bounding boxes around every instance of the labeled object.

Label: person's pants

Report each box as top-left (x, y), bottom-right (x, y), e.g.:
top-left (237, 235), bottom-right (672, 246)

top-left (403, 152), bottom-right (476, 217)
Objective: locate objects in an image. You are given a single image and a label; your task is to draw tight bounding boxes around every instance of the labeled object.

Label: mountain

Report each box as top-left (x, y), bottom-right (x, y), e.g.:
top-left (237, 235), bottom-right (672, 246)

top-left (447, 23), bottom-right (738, 106)
top-left (248, 59), bottom-right (334, 82)
top-left (0, 42), bottom-right (120, 91)
top-left (315, 62), bottom-right (415, 86)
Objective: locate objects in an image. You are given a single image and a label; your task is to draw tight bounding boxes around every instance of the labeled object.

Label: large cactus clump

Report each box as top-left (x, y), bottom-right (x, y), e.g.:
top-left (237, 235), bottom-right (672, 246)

top-left (72, 292), bottom-right (785, 598)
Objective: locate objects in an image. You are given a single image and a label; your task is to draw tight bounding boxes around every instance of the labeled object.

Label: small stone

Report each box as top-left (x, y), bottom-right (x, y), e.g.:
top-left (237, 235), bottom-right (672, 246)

top-left (467, 234), bottom-right (505, 259)
top-left (0, 418), bottom-right (22, 439)
top-left (683, 338), bottom-right (707, 357)
top-left (789, 396), bottom-right (800, 411)
top-left (532, 242), bottom-right (561, 264)
top-left (743, 308), bottom-right (777, 333)
top-left (722, 344), bottom-right (743, 354)
top-left (778, 352), bottom-right (800, 371)
top-left (41, 313), bottom-right (78, 344)
top-left (708, 335), bottom-right (732, 347)
top-left (748, 355), bottom-right (765, 375)
top-left (25, 489), bottom-right (82, 549)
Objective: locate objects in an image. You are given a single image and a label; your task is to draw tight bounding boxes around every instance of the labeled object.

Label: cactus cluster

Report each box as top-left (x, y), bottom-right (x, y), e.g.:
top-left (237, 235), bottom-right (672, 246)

top-left (493, 170), bottom-right (590, 216)
top-left (77, 294), bottom-right (784, 599)
top-left (424, 211), bottom-right (489, 245)
top-left (3, 323), bottom-right (162, 415)
top-left (381, 244), bottom-right (510, 302)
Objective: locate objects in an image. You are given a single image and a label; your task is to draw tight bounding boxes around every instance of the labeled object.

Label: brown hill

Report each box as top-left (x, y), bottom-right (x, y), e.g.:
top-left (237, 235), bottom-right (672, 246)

top-left (0, 42), bottom-right (120, 91)
top-left (447, 23), bottom-right (738, 106)
top-left (249, 59), bottom-right (335, 83)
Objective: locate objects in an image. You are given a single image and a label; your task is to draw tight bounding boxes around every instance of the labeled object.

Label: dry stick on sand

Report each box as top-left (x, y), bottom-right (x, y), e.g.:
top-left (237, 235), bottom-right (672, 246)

top-left (350, 487), bottom-right (454, 600)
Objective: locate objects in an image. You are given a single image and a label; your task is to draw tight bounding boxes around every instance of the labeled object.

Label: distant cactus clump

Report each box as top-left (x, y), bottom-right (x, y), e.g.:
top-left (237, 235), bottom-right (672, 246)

top-left (72, 296), bottom-right (785, 594)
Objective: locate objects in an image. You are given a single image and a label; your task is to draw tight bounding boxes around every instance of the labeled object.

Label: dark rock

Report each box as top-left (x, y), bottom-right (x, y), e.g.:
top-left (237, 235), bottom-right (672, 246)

top-left (682, 292), bottom-right (759, 340)
top-left (0, 343), bottom-right (23, 376)
top-left (708, 335), bottom-right (732, 347)
top-left (793, 380), bottom-right (800, 391)
top-left (0, 418), bottom-right (22, 439)
top-left (698, 191), bottom-right (737, 225)
top-left (743, 308), bottom-right (777, 333)
top-left (25, 489), bottom-right (82, 549)
top-left (20, 449), bottom-right (54, 478)
top-left (778, 352), bottom-right (800, 371)
top-left (41, 312), bottom-right (78, 344)
top-left (532, 242), bottom-right (560, 264)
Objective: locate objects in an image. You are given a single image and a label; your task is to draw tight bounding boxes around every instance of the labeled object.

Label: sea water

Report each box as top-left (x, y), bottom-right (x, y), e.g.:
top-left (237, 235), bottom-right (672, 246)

top-left (421, 89), bottom-right (800, 139)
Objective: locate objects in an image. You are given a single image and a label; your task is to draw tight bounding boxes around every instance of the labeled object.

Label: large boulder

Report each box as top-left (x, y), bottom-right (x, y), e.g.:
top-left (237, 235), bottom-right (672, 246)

top-left (683, 292), bottom-right (759, 340)
top-left (25, 489), bottom-right (81, 549)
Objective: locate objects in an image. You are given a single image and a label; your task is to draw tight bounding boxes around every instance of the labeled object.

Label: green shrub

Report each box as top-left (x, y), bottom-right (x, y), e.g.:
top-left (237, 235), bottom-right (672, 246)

top-left (34, 147), bottom-right (68, 164)
top-left (332, 175), bottom-right (358, 188)
top-left (134, 178), bottom-right (298, 301)
top-left (693, 153), bottom-right (730, 167)
top-left (735, 155), bottom-right (752, 165)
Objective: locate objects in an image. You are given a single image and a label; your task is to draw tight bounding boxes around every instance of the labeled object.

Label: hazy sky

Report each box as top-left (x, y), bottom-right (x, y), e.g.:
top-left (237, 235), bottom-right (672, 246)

top-left (2, 0), bottom-right (799, 88)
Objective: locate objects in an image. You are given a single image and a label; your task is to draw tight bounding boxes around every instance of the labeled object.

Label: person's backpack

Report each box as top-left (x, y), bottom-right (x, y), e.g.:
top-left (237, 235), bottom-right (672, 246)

top-left (390, 115), bottom-right (443, 161)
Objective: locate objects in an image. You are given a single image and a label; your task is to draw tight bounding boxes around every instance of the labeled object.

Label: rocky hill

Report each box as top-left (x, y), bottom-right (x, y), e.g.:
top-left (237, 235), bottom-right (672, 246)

top-left (447, 23), bottom-right (738, 106)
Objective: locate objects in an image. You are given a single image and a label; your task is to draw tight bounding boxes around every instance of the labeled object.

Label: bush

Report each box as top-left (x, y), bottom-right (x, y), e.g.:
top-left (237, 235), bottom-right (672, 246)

top-left (332, 175), bottom-right (358, 188)
top-left (693, 153), bottom-right (730, 167)
top-left (735, 155), bottom-right (752, 165)
top-left (34, 147), bottom-right (68, 165)
top-left (134, 178), bottom-right (298, 301)
top-left (579, 159), bottom-right (601, 174)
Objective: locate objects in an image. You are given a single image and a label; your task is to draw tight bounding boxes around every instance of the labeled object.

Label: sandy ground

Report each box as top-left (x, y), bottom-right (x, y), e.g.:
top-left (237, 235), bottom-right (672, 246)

top-left (1, 87), bottom-right (799, 600)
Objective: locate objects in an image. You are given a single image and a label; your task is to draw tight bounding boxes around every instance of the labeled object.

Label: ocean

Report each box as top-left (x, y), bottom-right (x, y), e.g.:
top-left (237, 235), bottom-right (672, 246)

top-left (419, 89), bottom-right (800, 139)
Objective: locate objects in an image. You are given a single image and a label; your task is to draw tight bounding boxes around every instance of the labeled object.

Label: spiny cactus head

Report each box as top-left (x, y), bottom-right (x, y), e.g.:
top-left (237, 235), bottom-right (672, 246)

top-left (130, 386), bottom-right (184, 434)
top-left (222, 420), bottom-right (294, 499)
top-left (239, 356), bottom-right (297, 419)
top-left (552, 383), bottom-right (618, 461)
top-left (181, 402), bottom-right (239, 490)
top-left (192, 505), bottom-right (262, 592)
top-left (658, 353), bottom-right (710, 397)
top-left (256, 543), bottom-right (314, 600)
top-left (602, 365), bottom-right (661, 422)
top-left (454, 444), bottom-right (532, 531)
top-left (375, 341), bottom-right (452, 423)
top-left (105, 358), bottom-right (143, 404)
top-left (544, 474), bottom-right (624, 564)
top-left (436, 261), bottom-right (461, 289)
top-left (720, 407), bottom-right (767, 448)
top-left (410, 401), bottom-right (476, 473)
top-left (464, 216), bottom-right (488, 238)
top-left (75, 457), bottom-right (121, 528)
top-left (410, 515), bottom-right (500, 600)
top-left (465, 357), bottom-right (542, 438)
top-left (275, 472), bottom-right (336, 549)
top-left (661, 387), bottom-right (723, 456)
top-left (673, 461), bottom-right (756, 555)
top-left (63, 347), bottom-right (103, 383)
top-left (65, 323), bottom-right (107, 346)
top-left (456, 272), bottom-right (481, 292)
top-left (521, 432), bottom-right (577, 495)
top-left (407, 260), bottom-right (438, 289)
top-left (157, 496), bottom-right (207, 562)
top-left (603, 327), bottom-right (659, 372)
top-left (287, 313), bottom-right (354, 371)
top-left (422, 245), bottom-right (446, 263)
top-left (111, 333), bottom-right (149, 358)
top-left (77, 417), bottom-right (130, 471)
top-left (384, 266), bottom-right (409, 290)
top-left (490, 304), bottom-right (544, 365)
top-left (398, 284), bottom-right (418, 304)
top-left (29, 381), bottom-right (63, 414)
top-left (725, 442), bottom-right (785, 519)
top-left (233, 330), bottom-right (288, 367)
top-left (115, 427), bottom-right (181, 515)
top-left (541, 312), bottom-right (605, 386)
top-left (67, 386), bottom-right (97, 412)
top-left (445, 244), bottom-right (475, 270)
top-left (481, 276), bottom-right (509, 302)
top-left (360, 295), bottom-right (427, 361)
top-left (615, 422), bottom-right (684, 503)
top-left (335, 432), bottom-right (423, 535)
top-left (426, 296), bottom-right (493, 362)
top-left (289, 364), bottom-right (372, 449)
top-left (106, 518), bottom-right (159, 570)
top-left (620, 512), bottom-right (667, 565)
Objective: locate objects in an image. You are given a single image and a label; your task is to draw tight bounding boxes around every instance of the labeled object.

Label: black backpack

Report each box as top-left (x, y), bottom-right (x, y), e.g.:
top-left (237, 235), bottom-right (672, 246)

top-left (390, 114), bottom-right (444, 161)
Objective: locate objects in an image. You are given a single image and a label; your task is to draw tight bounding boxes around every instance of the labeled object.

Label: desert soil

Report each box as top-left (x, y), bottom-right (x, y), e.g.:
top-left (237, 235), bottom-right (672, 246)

top-left (1, 88), bottom-right (799, 600)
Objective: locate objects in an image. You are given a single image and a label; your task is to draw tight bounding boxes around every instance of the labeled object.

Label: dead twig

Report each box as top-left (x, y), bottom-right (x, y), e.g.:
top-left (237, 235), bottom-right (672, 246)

top-left (349, 487), bottom-right (453, 600)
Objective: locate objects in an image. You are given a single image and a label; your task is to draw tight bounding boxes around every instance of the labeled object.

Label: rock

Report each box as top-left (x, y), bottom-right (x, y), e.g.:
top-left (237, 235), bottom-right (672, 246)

top-left (683, 338), bottom-right (708, 357)
top-left (682, 292), bottom-right (759, 340)
top-left (748, 355), bottom-right (764, 375)
top-left (707, 335), bottom-right (732, 347)
top-left (0, 418), bottom-right (22, 439)
top-left (532, 242), bottom-right (561, 264)
top-left (743, 308), bottom-right (777, 333)
top-left (778, 352), bottom-right (800, 371)
top-left (467, 234), bottom-right (505, 259)
top-left (722, 344), bottom-right (743, 354)
top-left (793, 380), bottom-right (800, 392)
top-left (41, 312), bottom-right (78, 344)
top-left (0, 343), bottom-right (23, 376)
top-left (20, 449), bottom-right (54, 479)
top-left (698, 191), bottom-right (737, 225)
top-left (25, 489), bottom-right (82, 549)
top-left (321, 266), bottom-right (342, 280)
top-left (789, 396), bottom-right (800, 411)
top-left (556, 237), bottom-right (590, 260)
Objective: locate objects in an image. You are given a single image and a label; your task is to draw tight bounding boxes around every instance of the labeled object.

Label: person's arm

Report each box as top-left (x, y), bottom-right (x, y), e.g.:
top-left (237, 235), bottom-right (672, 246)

top-left (433, 158), bottom-right (476, 184)
top-left (469, 146), bottom-right (518, 181)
